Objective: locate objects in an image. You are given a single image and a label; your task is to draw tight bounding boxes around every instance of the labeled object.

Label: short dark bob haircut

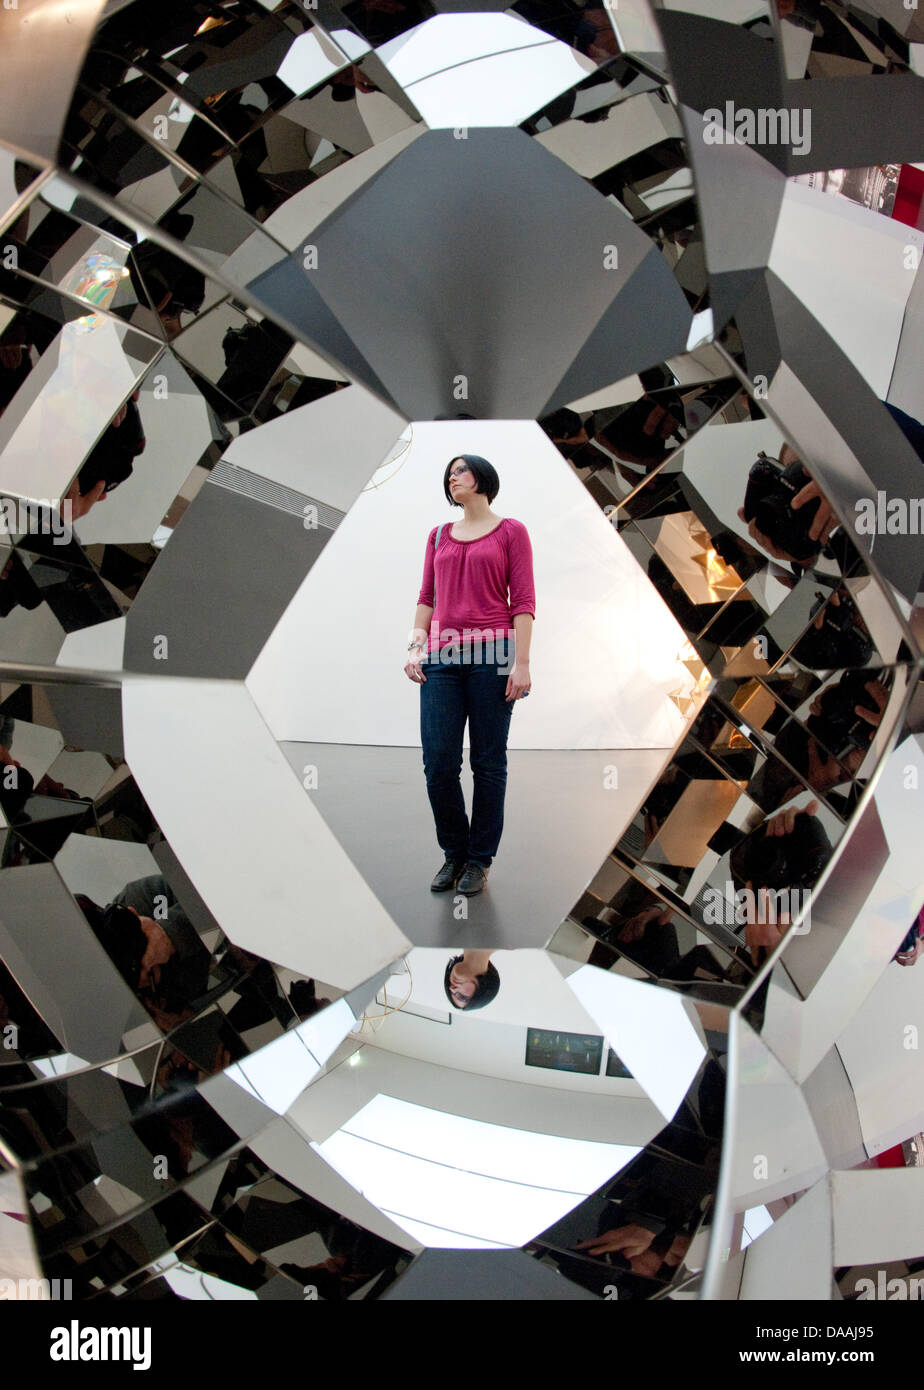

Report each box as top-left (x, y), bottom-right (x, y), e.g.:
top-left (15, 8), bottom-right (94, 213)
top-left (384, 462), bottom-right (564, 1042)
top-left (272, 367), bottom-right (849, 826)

top-left (443, 454), bottom-right (500, 508)
top-left (443, 954), bottom-right (501, 1011)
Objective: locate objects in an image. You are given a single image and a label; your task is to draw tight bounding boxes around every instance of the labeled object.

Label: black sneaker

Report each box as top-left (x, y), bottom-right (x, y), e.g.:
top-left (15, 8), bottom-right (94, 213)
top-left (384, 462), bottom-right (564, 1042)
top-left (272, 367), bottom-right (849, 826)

top-left (430, 859), bottom-right (467, 892)
top-left (457, 862), bottom-right (489, 895)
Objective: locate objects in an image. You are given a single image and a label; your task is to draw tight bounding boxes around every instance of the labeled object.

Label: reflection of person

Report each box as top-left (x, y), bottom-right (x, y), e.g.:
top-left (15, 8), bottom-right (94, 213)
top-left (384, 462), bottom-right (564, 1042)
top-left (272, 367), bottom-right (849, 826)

top-left (0, 743), bottom-right (34, 818)
top-left (729, 799), bottom-right (831, 964)
top-left (738, 443), bottom-right (836, 566)
top-left (755, 722), bottom-right (862, 814)
top-left (214, 319), bottom-right (293, 419)
top-left (791, 585), bottom-right (873, 669)
top-left (443, 951), bottom-right (500, 1011)
top-left (755, 673), bottom-right (888, 816)
top-left (777, 0), bottom-right (907, 73)
top-left (541, 1060), bottom-right (724, 1298)
top-left (583, 871), bottom-right (734, 983)
top-left (573, 1222), bottom-right (691, 1279)
top-left (0, 535), bottom-right (123, 634)
top-left (340, 0), bottom-right (433, 47)
top-left (127, 231), bottom-right (205, 339)
top-left (405, 455), bottom-right (535, 896)
top-left (594, 394), bottom-right (685, 474)
top-left (895, 906), bottom-right (924, 968)
top-left (0, 306), bottom-right (66, 417)
top-left (110, 873), bottom-right (210, 991)
top-left (227, 1174), bottom-right (409, 1298)
top-left (0, 956), bottom-right (62, 1060)
top-left (330, 63), bottom-right (380, 100)
top-left (76, 873), bottom-right (210, 1027)
top-left (63, 390), bottom-right (146, 520)
top-left (539, 408), bottom-right (597, 462)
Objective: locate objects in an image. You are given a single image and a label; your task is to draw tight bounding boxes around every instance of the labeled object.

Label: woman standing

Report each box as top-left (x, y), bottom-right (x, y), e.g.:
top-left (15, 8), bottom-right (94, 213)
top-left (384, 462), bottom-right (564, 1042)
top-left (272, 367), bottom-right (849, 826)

top-left (404, 455), bottom-right (535, 896)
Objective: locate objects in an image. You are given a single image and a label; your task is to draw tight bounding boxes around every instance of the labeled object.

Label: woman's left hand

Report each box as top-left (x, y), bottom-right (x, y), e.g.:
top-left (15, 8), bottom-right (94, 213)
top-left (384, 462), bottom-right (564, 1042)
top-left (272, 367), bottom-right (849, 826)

top-left (505, 662), bottom-right (531, 702)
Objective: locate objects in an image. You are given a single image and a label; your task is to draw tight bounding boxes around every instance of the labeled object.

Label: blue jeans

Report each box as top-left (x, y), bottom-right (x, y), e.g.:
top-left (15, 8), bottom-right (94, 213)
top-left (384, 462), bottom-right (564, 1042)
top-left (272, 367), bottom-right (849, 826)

top-left (419, 636), bottom-right (516, 868)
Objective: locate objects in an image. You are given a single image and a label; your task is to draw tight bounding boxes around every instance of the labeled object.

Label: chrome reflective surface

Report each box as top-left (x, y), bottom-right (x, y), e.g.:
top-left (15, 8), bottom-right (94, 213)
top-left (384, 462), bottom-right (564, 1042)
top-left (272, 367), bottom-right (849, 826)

top-left (0, 0), bottom-right (921, 1302)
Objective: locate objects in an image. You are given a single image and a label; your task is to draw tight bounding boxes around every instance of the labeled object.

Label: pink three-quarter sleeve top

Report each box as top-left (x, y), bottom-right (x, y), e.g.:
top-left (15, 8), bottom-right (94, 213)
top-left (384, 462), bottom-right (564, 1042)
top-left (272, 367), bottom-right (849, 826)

top-left (416, 517), bottom-right (536, 656)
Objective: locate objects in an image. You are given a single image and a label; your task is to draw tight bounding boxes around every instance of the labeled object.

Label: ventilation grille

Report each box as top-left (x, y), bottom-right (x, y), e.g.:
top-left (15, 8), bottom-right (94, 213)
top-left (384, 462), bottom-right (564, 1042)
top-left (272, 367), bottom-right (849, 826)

top-left (209, 458), bottom-right (345, 528)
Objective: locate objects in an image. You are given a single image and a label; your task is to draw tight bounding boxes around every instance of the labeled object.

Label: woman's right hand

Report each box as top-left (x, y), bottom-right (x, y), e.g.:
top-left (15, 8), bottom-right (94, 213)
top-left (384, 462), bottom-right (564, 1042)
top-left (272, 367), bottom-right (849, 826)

top-left (404, 648), bottom-right (427, 683)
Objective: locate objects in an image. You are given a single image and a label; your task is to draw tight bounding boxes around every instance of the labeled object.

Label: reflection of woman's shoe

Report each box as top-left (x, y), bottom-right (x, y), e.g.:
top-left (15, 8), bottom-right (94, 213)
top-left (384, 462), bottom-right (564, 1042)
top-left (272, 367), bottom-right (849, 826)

top-left (457, 863), bottom-right (489, 895)
top-left (430, 859), bottom-right (466, 892)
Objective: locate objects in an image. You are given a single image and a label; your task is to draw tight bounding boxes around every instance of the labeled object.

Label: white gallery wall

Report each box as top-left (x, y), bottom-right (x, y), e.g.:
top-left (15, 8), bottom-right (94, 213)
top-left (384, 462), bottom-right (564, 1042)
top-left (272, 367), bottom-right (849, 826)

top-left (367, 947), bottom-right (654, 1101)
top-left (247, 419), bottom-right (692, 749)
top-left (363, 1010), bottom-right (656, 1104)
top-left (289, 1043), bottom-right (654, 1149)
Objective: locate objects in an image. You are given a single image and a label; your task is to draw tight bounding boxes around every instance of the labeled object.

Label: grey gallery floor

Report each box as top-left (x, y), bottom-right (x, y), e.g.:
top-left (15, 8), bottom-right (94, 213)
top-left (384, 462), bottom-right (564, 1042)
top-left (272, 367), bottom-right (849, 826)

top-left (280, 741), bottom-right (667, 949)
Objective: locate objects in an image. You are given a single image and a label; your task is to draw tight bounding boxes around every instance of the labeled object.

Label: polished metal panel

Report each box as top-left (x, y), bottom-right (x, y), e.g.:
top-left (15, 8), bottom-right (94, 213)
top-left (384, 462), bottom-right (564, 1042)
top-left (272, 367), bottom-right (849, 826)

top-left (0, 0), bottom-right (921, 1303)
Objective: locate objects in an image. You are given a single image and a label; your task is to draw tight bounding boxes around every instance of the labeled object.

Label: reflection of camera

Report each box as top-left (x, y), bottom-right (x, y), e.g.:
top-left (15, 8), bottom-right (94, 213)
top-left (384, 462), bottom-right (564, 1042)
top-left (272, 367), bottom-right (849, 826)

top-left (129, 241), bottom-right (205, 319)
top-left (78, 897), bottom-right (145, 989)
top-left (596, 395), bottom-right (684, 463)
top-left (217, 321), bottom-right (292, 413)
top-left (743, 453), bottom-right (820, 561)
top-left (807, 669), bottom-right (888, 759)
top-left (77, 895), bottom-right (190, 1012)
top-left (730, 811), bottom-right (832, 892)
top-left (792, 589), bottom-right (873, 669)
top-left (564, 440), bottom-right (611, 470)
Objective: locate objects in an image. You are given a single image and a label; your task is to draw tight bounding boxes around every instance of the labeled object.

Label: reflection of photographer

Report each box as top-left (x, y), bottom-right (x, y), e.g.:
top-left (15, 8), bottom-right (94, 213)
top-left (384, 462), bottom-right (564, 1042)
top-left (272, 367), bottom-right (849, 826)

top-left (127, 223), bottom-right (206, 339)
top-left (539, 408), bottom-right (596, 462)
top-left (540, 1061), bottom-right (724, 1297)
top-left (0, 306), bottom-right (69, 416)
top-left (739, 444), bottom-right (839, 567)
top-left (516, 0), bottom-right (620, 61)
top-left (894, 906), bottom-right (924, 968)
top-left (645, 538), bottom-right (761, 650)
top-left (0, 956), bottom-right (61, 1060)
top-left (0, 538), bottom-right (122, 635)
top-left (755, 672), bottom-right (888, 815)
top-left (330, 63), bottom-right (381, 100)
top-left (216, 319), bottom-right (293, 416)
top-left (594, 393), bottom-right (686, 479)
top-left (584, 890), bottom-right (733, 984)
top-left (340, 0), bottom-right (433, 47)
top-left (573, 1221), bottom-right (691, 1282)
top-left (790, 585), bottom-right (874, 669)
top-left (806, 669), bottom-right (888, 766)
top-left (777, 0), bottom-right (909, 74)
top-left (0, 336), bottom-right (35, 417)
top-left (729, 801), bottom-right (832, 963)
top-left (443, 951), bottom-right (499, 1011)
top-left (64, 390), bottom-right (146, 521)
top-left (0, 742), bottom-right (34, 818)
top-left (76, 873), bottom-right (210, 1024)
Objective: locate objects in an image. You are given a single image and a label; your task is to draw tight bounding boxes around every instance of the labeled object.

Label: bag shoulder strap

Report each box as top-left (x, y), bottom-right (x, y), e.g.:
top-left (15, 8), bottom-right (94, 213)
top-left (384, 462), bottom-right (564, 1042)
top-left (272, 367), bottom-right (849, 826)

top-left (432, 523), bottom-right (445, 613)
